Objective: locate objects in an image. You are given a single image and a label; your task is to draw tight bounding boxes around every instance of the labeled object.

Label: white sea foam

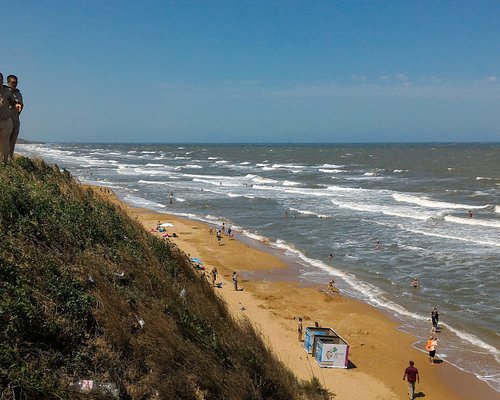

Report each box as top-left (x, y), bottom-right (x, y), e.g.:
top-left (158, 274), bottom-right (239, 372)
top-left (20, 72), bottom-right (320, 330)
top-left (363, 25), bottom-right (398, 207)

top-left (331, 199), bottom-right (431, 221)
top-left (393, 169), bottom-right (408, 173)
top-left (122, 194), bottom-right (165, 210)
top-left (138, 180), bottom-right (169, 185)
top-left (215, 160), bottom-right (229, 164)
top-left (393, 193), bottom-right (489, 210)
top-left (207, 157), bottom-right (219, 160)
top-left (476, 176), bottom-right (493, 180)
top-left (440, 322), bottom-right (500, 361)
top-left (184, 164), bottom-right (203, 169)
top-left (240, 161), bottom-right (251, 165)
top-left (289, 207), bottom-right (328, 218)
top-left (282, 180), bottom-right (300, 186)
top-left (401, 227), bottom-right (500, 247)
top-left (318, 163), bottom-right (344, 168)
top-left (252, 176), bottom-right (278, 184)
top-left (272, 163), bottom-right (306, 169)
top-left (496, 205), bottom-right (500, 214)
top-left (133, 167), bottom-right (175, 176)
top-left (445, 215), bottom-right (500, 228)
top-left (319, 169), bottom-right (345, 174)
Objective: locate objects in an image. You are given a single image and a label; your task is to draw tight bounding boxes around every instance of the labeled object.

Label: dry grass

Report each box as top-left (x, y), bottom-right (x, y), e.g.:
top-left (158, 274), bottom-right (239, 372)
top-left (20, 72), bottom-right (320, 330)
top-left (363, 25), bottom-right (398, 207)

top-left (0, 157), bottom-right (332, 400)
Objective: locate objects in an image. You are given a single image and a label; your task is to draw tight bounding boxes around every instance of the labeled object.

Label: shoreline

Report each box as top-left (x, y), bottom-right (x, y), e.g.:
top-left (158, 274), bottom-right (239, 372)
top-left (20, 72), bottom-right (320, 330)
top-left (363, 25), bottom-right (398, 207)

top-left (92, 186), bottom-right (499, 400)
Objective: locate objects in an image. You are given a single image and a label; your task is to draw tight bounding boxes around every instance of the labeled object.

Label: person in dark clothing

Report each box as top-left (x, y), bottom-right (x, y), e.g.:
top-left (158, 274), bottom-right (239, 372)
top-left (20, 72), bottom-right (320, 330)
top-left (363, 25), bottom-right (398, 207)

top-left (0, 73), bottom-right (15, 164)
top-left (7, 75), bottom-right (23, 160)
top-left (431, 307), bottom-right (439, 328)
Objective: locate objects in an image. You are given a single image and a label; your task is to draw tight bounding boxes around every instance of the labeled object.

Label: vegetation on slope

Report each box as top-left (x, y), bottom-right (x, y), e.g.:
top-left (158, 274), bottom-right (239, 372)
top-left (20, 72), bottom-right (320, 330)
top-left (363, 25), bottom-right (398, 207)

top-left (0, 157), bottom-right (332, 400)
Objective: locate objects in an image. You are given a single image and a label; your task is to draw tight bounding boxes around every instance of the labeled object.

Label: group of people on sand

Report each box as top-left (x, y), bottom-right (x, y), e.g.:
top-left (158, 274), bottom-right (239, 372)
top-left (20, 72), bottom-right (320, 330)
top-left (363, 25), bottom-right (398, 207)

top-left (210, 222), bottom-right (235, 245)
top-left (0, 73), bottom-right (23, 164)
top-left (208, 267), bottom-right (240, 291)
top-left (402, 307), bottom-right (440, 399)
top-left (403, 332), bottom-right (439, 399)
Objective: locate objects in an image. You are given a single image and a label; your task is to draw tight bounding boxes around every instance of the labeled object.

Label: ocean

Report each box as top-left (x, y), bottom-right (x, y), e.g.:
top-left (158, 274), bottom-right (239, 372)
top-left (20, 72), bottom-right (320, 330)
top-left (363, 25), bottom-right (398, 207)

top-left (17, 142), bottom-right (500, 391)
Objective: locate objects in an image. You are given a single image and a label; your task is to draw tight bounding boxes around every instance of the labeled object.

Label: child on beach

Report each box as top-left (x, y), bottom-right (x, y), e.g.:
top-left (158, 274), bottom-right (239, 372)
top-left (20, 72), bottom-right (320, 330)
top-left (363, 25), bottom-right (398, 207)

top-left (297, 318), bottom-right (303, 342)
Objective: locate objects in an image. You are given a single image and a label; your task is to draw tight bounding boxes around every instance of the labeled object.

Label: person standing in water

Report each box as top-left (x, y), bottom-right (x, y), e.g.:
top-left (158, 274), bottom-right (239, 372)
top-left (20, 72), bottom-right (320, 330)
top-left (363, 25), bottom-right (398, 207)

top-left (431, 307), bottom-right (439, 328)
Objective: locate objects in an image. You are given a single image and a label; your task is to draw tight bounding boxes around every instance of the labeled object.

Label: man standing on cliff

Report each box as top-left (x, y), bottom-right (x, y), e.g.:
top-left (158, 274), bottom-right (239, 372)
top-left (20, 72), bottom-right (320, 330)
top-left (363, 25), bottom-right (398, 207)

top-left (403, 360), bottom-right (419, 400)
top-left (7, 75), bottom-right (23, 160)
top-left (0, 73), bottom-right (15, 164)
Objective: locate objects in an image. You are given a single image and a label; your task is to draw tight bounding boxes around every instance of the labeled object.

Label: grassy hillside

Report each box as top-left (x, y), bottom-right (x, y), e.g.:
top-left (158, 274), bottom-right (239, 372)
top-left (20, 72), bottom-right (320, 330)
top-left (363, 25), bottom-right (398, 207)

top-left (0, 157), bottom-right (332, 400)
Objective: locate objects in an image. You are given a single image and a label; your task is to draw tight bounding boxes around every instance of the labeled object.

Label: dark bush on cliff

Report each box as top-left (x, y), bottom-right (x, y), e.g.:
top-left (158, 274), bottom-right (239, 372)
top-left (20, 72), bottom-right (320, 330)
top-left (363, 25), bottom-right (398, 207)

top-left (0, 157), bottom-right (332, 400)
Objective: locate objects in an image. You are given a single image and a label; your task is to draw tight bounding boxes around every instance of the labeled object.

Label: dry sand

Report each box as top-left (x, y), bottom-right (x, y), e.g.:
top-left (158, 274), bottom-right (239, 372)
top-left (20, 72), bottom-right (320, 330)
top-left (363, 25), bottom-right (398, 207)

top-left (95, 187), bottom-right (499, 400)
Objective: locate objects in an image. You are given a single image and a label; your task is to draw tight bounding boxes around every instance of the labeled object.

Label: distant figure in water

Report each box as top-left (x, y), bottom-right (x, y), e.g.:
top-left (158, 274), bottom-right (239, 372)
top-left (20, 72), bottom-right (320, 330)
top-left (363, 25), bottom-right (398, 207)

top-left (412, 278), bottom-right (419, 288)
top-left (376, 241), bottom-right (381, 250)
top-left (328, 253), bottom-right (333, 260)
top-left (468, 210), bottom-right (473, 218)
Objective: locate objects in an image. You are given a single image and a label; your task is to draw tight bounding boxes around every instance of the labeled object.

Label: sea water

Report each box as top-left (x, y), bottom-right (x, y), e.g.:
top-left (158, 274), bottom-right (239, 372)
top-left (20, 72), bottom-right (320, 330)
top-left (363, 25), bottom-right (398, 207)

top-left (18, 143), bottom-right (500, 391)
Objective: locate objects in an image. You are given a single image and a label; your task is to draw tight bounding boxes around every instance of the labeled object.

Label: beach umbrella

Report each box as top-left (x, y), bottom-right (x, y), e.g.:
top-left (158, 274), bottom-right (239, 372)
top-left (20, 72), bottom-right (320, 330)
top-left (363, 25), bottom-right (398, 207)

top-left (159, 222), bottom-right (174, 227)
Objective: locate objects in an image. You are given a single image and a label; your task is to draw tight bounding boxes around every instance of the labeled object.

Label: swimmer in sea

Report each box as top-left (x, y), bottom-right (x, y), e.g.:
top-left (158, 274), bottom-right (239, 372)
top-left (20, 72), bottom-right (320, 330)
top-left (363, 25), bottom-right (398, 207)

top-left (412, 278), bottom-right (419, 288)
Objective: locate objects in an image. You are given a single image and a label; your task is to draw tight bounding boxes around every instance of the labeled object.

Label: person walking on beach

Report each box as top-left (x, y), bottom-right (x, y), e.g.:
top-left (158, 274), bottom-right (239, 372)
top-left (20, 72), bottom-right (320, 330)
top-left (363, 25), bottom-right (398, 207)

top-left (210, 267), bottom-right (218, 287)
top-left (0, 73), bottom-right (15, 164)
top-left (403, 360), bottom-right (419, 400)
top-left (297, 318), bottom-right (303, 342)
top-left (426, 336), bottom-right (438, 364)
top-left (7, 75), bottom-right (23, 160)
top-left (232, 271), bottom-right (238, 291)
top-left (431, 307), bottom-right (439, 328)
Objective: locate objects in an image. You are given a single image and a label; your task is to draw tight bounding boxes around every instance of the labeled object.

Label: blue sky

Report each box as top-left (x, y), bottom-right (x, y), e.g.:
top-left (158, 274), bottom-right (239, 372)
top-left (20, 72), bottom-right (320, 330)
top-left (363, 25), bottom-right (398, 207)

top-left (4, 1), bottom-right (499, 143)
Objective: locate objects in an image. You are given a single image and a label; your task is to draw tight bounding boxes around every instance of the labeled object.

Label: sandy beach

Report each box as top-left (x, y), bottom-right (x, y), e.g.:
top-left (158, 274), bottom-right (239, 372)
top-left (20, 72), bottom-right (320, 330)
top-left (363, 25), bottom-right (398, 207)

top-left (96, 187), bottom-right (499, 400)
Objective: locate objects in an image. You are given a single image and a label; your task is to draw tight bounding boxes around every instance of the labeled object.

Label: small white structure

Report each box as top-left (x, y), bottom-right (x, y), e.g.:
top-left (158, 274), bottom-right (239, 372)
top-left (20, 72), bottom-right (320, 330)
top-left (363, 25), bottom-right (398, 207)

top-left (314, 332), bottom-right (350, 368)
top-left (303, 327), bottom-right (336, 355)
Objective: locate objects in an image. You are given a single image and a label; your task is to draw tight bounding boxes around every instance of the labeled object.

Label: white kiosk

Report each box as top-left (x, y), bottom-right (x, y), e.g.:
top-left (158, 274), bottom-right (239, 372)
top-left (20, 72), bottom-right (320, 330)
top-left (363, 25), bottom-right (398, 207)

top-left (303, 327), bottom-right (336, 355)
top-left (314, 332), bottom-right (349, 368)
